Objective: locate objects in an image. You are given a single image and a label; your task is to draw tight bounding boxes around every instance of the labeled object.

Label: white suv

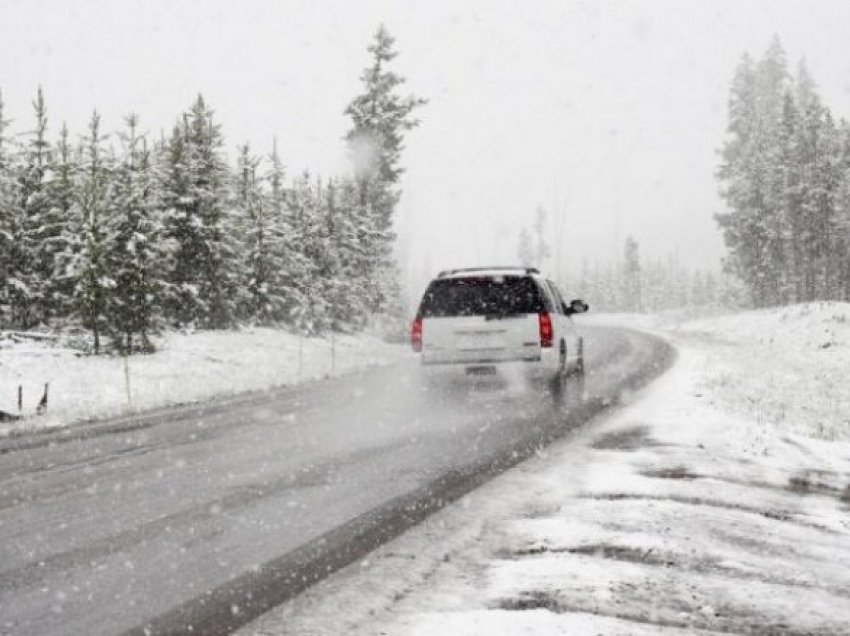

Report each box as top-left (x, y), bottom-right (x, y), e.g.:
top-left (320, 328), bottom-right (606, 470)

top-left (411, 267), bottom-right (588, 385)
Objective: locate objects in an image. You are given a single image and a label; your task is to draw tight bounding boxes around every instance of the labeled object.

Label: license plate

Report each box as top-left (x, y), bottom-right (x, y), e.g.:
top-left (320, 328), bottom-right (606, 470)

top-left (457, 334), bottom-right (503, 350)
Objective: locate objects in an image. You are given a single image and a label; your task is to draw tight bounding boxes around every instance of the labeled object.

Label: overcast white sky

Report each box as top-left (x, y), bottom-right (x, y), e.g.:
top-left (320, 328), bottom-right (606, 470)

top-left (2, 0), bottom-right (850, 295)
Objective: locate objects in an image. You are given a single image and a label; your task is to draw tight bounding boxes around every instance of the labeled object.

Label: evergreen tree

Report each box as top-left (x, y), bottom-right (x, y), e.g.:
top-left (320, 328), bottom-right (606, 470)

top-left (44, 122), bottom-right (81, 320)
top-left (6, 88), bottom-right (53, 327)
top-left (233, 143), bottom-right (290, 325)
top-left (835, 121), bottom-right (850, 300)
top-left (344, 24), bottom-right (425, 315)
top-left (622, 236), bottom-right (642, 312)
top-left (717, 39), bottom-right (850, 306)
top-left (533, 206), bottom-right (551, 268)
top-left (0, 38), bottom-right (426, 343)
top-left (334, 178), bottom-right (372, 329)
top-left (0, 88), bottom-right (15, 326)
top-left (310, 177), bottom-right (337, 333)
top-left (286, 171), bottom-right (325, 334)
top-left (517, 228), bottom-right (534, 267)
top-left (265, 138), bottom-right (305, 323)
top-left (106, 114), bottom-right (170, 352)
top-left (717, 40), bottom-right (791, 306)
top-left (163, 96), bottom-right (238, 328)
top-left (72, 111), bottom-right (112, 354)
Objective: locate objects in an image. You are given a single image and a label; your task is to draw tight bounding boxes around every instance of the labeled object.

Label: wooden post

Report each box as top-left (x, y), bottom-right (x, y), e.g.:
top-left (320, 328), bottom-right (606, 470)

top-left (17, 385), bottom-right (22, 412)
top-left (331, 330), bottom-right (336, 376)
top-left (36, 383), bottom-right (48, 415)
top-left (298, 332), bottom-right (304, 384)
top-left (123, 355), bottom-right (132, 411)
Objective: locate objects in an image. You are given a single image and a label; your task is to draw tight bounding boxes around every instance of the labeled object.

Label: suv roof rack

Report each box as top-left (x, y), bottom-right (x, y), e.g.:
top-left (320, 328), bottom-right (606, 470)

top-left (437, 266), bottom-right (540, 278)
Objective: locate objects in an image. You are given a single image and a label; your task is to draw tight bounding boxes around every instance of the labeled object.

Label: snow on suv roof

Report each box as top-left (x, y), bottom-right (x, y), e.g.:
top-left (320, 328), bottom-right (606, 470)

top-left (437, 266), bottom-right (540, 279)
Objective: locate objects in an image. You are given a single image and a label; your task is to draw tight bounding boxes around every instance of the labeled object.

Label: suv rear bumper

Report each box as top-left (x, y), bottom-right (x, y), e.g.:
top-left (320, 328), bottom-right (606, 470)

top-left (421, 346), bottom-right (557, 370)
top-left (422, 354), bottom-right (541, 366)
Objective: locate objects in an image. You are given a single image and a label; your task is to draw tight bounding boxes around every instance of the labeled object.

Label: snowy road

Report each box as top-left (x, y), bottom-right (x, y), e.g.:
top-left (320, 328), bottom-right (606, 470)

top-left (0, 326), bottom-right (672, 636)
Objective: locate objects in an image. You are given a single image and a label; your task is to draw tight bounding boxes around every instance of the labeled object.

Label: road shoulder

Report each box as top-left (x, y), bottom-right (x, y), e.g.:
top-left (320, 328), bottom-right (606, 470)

top-left (241, 321), bottom-right (850, 635)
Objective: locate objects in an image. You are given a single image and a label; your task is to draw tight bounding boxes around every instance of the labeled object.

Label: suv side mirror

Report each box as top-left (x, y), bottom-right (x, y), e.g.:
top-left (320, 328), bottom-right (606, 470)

top-left (564, 299), bottom-right (589, 315)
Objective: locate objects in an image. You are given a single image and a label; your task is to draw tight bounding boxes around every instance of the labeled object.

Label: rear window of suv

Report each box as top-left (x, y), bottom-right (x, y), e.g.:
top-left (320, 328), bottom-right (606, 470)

top-left (418, 276), bottom-right (544, 318)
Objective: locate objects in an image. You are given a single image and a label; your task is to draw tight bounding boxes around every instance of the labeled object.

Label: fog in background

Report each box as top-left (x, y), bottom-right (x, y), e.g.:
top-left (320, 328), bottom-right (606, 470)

top-left (2, 0), bottom-right (850, 299)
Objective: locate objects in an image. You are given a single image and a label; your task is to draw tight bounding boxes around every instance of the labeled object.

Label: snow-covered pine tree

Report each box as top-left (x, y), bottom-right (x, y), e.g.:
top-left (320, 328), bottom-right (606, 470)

top-left (791, 63), bottom-right (821, 302)
top-left (160, 121), bottom-right (191, 323)
top-left (703, 270), bottom-right (720, 307)
top-left (0, 93), bottom-right (17, 327)
top-left (163, 96), bottom-right (238, 329)
top-left (690, 270), bottom-right (707, 308)
top-left (265, 138), bottom-right (305, 324)
top-left (6, 88), bottom-right (53, 328)
top-left (344, 24), bottom-right (425, 317)
top-left (44, 122), bottom-right (81, 321)
top-left (335, 178), bottom-right (372, 329)
top-left (777, 89), bottom-right (804, 301)
top-left (233, 143), bottom-right (288, 325)
top-left (286, 171), bottom-right (326, 334)
top-left (321, 177), bottom-right (371, 332)
top-left (106, 114), bottom-right (171, 353)
top-left (835, 121), bottom-right (850, 300)
top-left (812, 110), bottom-right (841, 299)
top-left (29, 91), bottom-right (76, 323)
top-left (752, 38), bottom-right (789, 307)
top-left (622, 236), bottom-right (642, 312)
top-left (717, 41), bottom-right (791, 307)
top-left (517, 228), bottom-right (534, 267)
top-left (533, 206), bottom-right (551, 268)
top-left (792, 67), bottom-right (840, 301)
top-left (717, 54), bottom-right (757, 281)
top-left (72, 111), bottom-right (112, 354)
top-left (311, 177), bottom-right (339, 334)
top-left (717, 40), bottom-right (850, 307)
top-left (0, 88), bottom-right (14, 326)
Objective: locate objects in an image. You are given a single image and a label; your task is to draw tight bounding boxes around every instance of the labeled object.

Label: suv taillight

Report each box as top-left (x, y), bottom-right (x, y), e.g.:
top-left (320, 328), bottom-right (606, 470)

top-left (539, 312), bottom-right (553, 348)
top-left (411, 317), bottom-right (423, 352)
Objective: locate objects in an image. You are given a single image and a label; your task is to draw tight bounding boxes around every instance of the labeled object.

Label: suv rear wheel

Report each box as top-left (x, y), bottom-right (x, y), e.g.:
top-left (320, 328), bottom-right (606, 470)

top-left (549, 341), bottom-right (567, 394)
top-left (574, 337), bottom-right (585, 376)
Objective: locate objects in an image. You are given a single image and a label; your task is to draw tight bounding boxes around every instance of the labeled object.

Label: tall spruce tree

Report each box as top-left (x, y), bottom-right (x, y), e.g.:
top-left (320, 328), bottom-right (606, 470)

top-left (717, 39), bottom-right (850, 306)
top-left (344, 25), bottom-right (425, 316)
top-left (106, 114), bottom-right (170, 352)
top-left (287, 171), bottom-right (328, 334)
top-left (265, 138), bottom-right (305, 324)
top-left (533, 207), bottom-right (551, 268)
top-left (0, 88), bottom-right (14, 326)
top-left (316, 177), bottom-right (367, 332)
top-left (44, 122), bottom-right (81, 320)
top-left (234, 143), bottom-right (289, 325)
top-left (163, 96), bottom-right (238, 328)
top-left (72, 111), bottom-right (112, 353)
top-left (517, 228), bottom-right (534, 267)
top-left (7, 88), bottom-right (53, 327)
top-left (622, 236), bottom-right (642, 312)
top-left (334, 178), bottom-right (372, 329)
top-left (717, 41), bottom-right (789, 306)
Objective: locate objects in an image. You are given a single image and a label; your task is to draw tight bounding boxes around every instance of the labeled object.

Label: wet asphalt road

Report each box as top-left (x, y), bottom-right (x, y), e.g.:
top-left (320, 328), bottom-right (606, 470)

top-left (0, 326), bottom-right (673, 636)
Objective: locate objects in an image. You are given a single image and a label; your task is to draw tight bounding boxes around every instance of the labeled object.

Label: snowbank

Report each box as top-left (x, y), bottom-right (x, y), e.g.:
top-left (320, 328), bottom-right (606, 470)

top-left (0, 328), bottom-right (407, 436)
top-left (241, 303), bottom-right (850, 635)
top-left (679, 302), bottom-right (850, 441)
top-left (583, 303), bottom-right (850, 441)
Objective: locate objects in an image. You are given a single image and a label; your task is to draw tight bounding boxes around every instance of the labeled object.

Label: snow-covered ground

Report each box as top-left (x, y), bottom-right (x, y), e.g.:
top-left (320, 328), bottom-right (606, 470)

top-left (241, 303), bottom-right (850, 635)
top-left (0, 328), bottom-right (407, 436)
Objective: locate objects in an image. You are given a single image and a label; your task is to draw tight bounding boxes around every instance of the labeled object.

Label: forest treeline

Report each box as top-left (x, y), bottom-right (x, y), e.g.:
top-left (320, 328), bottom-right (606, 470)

top-left (568, 242), bottom-right (736, 314)
top-left (0, 26), bottom-right (423, 353)
top-left (717, 37), bottom-right (850, 307)
top-left (517, 212), bottom-right (732, 314)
